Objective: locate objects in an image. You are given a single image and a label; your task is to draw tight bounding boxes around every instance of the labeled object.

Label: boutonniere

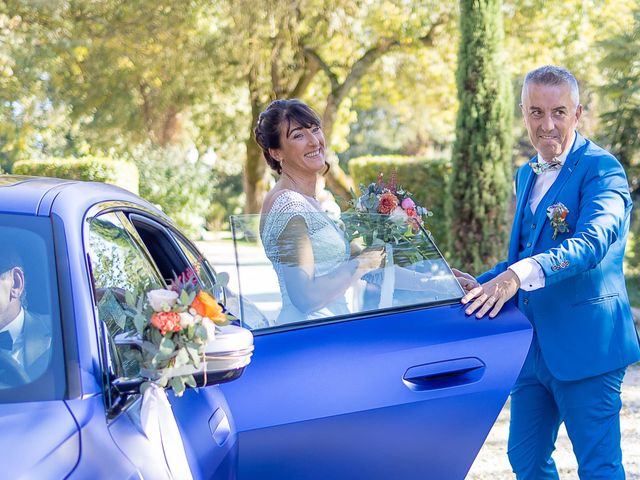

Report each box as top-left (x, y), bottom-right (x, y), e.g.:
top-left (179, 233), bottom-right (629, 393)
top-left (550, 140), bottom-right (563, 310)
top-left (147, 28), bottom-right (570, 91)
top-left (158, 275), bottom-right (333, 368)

top-left (546, 203), bottom-right (570, 240)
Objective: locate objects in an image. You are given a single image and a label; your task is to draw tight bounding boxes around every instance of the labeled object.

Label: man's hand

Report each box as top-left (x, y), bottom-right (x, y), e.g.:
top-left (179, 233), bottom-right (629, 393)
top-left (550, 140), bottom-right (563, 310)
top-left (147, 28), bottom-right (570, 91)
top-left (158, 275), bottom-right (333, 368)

top-left (461, 269), bottom-right (520, 319)
top-left (452, 268), bottom-right (480, 293)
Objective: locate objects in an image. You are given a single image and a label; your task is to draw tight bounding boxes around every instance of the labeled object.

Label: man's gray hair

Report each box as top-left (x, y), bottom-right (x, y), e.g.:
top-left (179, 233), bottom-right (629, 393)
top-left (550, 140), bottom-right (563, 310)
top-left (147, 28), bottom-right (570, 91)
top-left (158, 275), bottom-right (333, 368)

top-left (521, 65), bottom-right (580, 106)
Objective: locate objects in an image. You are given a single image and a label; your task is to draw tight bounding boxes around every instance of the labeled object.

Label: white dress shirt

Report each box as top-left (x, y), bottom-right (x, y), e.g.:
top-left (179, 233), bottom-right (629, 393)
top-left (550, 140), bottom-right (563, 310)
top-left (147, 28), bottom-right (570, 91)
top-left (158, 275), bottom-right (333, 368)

top-left (508, 132), bottom-right (575, 291)
top-left (0, 307), bottom-right (25, 364)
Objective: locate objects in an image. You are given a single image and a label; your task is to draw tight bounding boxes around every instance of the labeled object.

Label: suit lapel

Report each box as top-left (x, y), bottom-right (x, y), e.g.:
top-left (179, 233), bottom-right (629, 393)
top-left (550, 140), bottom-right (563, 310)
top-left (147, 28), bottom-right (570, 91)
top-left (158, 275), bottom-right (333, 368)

top-left (508, 165), bottom-right (536, 264)
top-left (529, 132), bottom-right (588, 248)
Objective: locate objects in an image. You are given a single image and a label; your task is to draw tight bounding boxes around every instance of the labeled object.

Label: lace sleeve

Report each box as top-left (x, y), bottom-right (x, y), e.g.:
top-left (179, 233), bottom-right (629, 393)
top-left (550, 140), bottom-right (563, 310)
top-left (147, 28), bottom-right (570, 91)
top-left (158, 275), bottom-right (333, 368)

top-left (261, 190), bottom-right (326, 250)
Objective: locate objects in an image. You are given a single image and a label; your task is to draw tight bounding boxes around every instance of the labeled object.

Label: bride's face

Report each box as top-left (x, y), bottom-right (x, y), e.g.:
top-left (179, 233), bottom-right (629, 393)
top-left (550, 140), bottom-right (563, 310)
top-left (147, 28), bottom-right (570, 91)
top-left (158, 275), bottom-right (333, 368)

top-left (274, 120), bottom-right (326, 175)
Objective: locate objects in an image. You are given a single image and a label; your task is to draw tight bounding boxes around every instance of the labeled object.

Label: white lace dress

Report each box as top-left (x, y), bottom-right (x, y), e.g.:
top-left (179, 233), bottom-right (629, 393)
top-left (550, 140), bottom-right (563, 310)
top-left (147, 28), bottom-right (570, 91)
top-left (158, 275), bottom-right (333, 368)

top-left (260, 190), bottom-right (351, 325)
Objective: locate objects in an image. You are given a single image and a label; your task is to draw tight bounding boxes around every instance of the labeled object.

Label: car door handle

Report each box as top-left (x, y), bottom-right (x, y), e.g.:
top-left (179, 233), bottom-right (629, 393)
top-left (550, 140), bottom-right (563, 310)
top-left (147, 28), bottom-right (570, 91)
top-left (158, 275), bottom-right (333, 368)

top-left (402, 357), bottom-right (486, 391)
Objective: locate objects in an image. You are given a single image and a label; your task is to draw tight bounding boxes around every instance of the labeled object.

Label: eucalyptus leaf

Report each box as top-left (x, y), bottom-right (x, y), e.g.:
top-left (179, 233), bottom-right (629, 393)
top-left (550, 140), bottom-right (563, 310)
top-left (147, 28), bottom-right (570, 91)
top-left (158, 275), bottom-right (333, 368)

top-left (174, 348), bottom-right (189, 368)
top-left (159, 337), bottom-right (175, 356)
top-left (186, 346), bottom-right (201, 365)
top-left (179, 289), bottom-right (190, 305)
top-left (170, 376), bottom-right (185, 396)
top-left (133, 313), bottom-right (146, 335)
top-left (184, 375), bottom-right (197, 388)
top-left (158, 375), bottom-right (169, 388)
top-left (195, 325), bottom-right (208, 340)
top-left (125, 291), bottom-right (136, 309)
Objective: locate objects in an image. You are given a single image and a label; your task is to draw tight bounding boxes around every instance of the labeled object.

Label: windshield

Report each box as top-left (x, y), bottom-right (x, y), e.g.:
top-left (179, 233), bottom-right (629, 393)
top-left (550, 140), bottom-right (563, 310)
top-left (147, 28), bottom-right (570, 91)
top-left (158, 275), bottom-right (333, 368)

top-left (0, 214), bottom-right (65, 402)
top-left (228, 212), bottom-right (463, 331)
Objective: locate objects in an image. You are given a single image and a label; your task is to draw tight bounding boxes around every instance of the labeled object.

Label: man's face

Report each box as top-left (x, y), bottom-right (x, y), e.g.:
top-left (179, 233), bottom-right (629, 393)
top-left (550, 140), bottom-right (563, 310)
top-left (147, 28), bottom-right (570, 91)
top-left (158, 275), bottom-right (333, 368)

top-left (0, 268), bottom-right (24, 327)
top-left (0, 271), bottom-right (14, 324)
top-left (521, 82), bottom-right (582, 161)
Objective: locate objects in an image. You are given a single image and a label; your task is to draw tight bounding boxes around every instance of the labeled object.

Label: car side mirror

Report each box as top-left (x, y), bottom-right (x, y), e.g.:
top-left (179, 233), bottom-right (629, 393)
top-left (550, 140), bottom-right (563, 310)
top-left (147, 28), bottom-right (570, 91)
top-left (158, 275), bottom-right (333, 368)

top-left (112, 376), bottom-right (145, 395)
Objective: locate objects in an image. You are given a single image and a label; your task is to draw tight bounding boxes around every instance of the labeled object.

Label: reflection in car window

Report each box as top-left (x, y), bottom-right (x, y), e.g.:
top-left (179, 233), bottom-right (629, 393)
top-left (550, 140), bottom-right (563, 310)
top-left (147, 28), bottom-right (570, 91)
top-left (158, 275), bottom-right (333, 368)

top-left (0, 214), bottom-right (65, 402)
top-left (88, 213), bottom-right (161, 378)
top-left (230, 213), bottom-right (463, 330)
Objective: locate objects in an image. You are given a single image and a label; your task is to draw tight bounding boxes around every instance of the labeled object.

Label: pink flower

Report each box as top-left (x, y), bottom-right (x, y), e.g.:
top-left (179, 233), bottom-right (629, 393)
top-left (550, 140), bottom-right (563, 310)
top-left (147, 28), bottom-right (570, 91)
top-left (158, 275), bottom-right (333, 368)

top-left (405, 207), bottom-right (417, 218)
top-left (401, 197), bottom-right (415, 210)
top-left (151, 311), bottom-right (183, 335)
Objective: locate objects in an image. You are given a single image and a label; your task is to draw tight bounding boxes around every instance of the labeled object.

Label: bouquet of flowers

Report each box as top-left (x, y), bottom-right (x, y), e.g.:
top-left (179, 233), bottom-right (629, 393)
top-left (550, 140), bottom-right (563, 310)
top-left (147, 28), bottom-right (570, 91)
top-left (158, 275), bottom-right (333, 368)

top-left (124, 266), bottom-right (236, 396)
top-left (342, 171), bottom-right (436, 265)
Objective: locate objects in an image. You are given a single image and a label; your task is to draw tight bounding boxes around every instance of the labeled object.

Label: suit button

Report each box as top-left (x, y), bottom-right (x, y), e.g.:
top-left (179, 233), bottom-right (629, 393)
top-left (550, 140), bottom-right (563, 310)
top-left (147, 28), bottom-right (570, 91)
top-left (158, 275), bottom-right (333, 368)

top-left (531, 224), bottom-right (536, 229)
top-left (523, 299), bottom-right (529, 305)
top-left (527, 242), bottom-right (532, 247)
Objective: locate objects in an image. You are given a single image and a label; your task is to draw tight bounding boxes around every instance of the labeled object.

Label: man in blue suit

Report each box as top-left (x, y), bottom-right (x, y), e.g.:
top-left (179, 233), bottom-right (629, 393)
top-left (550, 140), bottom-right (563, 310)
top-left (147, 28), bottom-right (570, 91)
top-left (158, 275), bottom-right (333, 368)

top-left (456, 65), bottom-right (640, 479)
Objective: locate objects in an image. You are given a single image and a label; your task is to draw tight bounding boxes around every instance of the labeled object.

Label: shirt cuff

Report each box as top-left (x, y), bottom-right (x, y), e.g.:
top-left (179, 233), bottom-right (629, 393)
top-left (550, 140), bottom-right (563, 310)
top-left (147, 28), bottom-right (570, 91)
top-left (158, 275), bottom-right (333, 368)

top-left (508, 258), bottom-right (545, 291)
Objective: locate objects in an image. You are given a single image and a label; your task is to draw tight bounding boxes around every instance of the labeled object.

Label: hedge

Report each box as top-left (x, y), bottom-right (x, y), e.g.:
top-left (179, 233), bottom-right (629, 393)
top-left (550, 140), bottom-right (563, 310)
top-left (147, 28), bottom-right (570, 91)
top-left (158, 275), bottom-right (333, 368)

top-left (13, 157), bottom-right (139, 194)
top-left (348, 154), bottom-right (451, 249)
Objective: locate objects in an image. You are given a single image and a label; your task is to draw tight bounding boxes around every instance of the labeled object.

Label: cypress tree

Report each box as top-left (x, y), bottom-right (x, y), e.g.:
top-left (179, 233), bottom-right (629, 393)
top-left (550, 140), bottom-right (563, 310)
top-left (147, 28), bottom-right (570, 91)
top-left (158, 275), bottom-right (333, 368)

top-left (449, 0), bottom-right (513, 273)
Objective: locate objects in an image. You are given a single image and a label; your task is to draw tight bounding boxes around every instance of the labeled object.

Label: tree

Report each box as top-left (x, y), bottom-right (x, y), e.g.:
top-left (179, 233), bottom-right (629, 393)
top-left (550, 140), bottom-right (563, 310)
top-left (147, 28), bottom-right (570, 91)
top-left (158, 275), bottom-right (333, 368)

top-left (449, 0), bottom-right (513, 273)
top-left (224, 0), bottom-right (453, 213)
top-left (598, 8), bottom-right (640, 180)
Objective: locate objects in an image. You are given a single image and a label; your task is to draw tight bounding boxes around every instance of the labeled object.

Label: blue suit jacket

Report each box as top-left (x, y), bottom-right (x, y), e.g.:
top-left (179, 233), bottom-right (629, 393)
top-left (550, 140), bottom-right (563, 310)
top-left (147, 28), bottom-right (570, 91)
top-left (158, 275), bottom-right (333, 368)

top-left (478, 132), bottom-right (640, 381)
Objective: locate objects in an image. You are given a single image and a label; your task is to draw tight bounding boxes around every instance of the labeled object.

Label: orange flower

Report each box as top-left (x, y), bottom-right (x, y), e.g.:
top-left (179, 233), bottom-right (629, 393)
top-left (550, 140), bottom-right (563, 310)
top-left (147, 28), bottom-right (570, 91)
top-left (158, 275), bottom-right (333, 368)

top-left (190, 291), bottom-right (227, 324)
top-left (151, 311), bottom-right (182, 335)
top-left (378, 192), bottom-right (399, 214)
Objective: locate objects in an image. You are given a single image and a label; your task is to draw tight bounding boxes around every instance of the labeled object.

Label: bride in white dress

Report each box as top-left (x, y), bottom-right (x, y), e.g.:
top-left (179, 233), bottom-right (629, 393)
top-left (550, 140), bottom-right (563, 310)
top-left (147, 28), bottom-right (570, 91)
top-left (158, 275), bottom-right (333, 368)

top-left (255, 99), bottom-right (384, 325)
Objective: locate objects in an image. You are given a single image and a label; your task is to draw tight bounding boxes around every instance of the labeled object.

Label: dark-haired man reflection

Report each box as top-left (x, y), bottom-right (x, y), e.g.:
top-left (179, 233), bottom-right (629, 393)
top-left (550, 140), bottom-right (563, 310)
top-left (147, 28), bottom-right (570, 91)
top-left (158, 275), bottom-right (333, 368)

top-left (0, 262), bottom-right (51, 385)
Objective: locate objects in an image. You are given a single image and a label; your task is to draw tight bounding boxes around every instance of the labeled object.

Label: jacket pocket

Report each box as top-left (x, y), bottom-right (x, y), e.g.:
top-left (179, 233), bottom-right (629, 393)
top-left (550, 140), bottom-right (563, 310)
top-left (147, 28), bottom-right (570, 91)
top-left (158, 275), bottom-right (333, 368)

top-left (572, 293), bottom-right (619, 307)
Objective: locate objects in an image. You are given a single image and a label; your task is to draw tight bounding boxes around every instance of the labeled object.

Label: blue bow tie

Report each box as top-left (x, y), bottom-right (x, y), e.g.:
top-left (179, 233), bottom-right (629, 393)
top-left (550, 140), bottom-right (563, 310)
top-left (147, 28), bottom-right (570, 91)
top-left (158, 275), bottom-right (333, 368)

top-left (0, 330), bottom-right (13, 351)
top-left (530, 158), bottom-right (563, 175)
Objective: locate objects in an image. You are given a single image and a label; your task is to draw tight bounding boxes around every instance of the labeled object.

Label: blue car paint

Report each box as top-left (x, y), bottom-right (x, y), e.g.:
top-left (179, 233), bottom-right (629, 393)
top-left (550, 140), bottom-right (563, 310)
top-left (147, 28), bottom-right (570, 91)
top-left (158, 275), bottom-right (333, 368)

top-left (220, 302), bottom-right (531, 480)
top-left (0, 401), bottom-right (79, 479)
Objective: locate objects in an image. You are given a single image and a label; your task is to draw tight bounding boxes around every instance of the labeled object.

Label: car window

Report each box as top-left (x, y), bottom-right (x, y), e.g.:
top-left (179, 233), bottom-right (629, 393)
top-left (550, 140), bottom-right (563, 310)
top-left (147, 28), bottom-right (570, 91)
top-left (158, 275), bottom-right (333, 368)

top-left (88, 212), bottom-right (162, 380)
top-left (230, 212), bottom-right (463, 331)
top-left (0, 214), bottom-right (65, 402)
top-left (127, 213), bottom-right (224, 302)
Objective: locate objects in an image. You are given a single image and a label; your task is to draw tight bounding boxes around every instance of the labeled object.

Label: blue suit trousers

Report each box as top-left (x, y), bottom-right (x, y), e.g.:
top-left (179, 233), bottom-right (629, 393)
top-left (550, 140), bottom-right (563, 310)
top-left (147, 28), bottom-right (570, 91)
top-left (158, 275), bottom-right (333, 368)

top-left (508, 335), bottom-right (626, 479)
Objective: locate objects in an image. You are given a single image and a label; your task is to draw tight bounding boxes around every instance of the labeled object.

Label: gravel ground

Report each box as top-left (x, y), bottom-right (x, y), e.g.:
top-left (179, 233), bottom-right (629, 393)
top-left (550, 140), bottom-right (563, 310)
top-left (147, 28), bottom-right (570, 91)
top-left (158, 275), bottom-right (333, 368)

top-left (467, 362), bottom-right (640, 479)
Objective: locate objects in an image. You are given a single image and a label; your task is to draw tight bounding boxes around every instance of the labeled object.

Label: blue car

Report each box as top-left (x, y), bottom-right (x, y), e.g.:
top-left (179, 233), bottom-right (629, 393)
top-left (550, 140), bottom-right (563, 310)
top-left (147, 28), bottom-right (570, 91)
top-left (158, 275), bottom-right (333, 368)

top-left (0, 175), bottom-right (532, 479)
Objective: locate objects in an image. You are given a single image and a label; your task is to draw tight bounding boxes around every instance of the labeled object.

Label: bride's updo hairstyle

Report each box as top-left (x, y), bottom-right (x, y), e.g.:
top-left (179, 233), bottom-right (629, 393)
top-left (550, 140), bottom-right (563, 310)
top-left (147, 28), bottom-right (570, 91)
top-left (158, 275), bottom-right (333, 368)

top-left (254, 99), bottom-right (324, 175)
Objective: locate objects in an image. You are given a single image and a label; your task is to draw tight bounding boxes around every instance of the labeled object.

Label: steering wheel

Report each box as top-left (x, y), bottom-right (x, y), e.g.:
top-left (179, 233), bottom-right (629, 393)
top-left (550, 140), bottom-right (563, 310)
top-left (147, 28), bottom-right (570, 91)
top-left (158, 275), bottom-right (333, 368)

top-left (0, 349), bottom-right (29, 387)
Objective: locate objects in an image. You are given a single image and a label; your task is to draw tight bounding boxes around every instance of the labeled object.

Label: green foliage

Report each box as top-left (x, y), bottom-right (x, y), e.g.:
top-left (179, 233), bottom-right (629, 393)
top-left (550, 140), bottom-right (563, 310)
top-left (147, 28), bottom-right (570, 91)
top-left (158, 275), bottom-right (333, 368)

top-left (348, 154), bottom-right (450, 250)
top-left (12, 156), bottom-right (139, 193)
top-left (449, 0), bottom-right (513, 273)
top-left (598, 8), bottom-right (640, 178)
top-left (127, 145), bottom-right (214, 237)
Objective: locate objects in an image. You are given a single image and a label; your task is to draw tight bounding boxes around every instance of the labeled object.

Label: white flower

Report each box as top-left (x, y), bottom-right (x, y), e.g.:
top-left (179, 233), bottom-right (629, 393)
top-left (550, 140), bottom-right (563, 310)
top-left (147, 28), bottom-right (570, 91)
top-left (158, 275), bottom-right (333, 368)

top-left (179, 312), bottom-right (195, 328)
top-left (389, 206), bottom-right (408, 223)
top-left (147, 289), bottom-right (179, 312)
top-left (202, 317), bottom-right (217, 341)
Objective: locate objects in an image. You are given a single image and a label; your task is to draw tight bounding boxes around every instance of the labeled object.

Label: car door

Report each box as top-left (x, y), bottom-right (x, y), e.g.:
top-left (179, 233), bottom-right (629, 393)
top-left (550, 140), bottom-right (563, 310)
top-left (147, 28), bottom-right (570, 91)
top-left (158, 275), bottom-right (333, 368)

top-left (215, 214), bottom-right (533, 480)
top-left (124, 211), bottom-right (239, 479)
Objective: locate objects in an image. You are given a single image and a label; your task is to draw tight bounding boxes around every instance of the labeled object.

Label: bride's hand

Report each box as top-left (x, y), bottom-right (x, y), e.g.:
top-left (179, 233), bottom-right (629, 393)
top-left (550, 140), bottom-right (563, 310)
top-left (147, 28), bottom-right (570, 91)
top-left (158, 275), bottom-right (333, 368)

top-left (451, 268), bottom-right (480, 293)
top-left (353, 247), bottom-right (386, 276)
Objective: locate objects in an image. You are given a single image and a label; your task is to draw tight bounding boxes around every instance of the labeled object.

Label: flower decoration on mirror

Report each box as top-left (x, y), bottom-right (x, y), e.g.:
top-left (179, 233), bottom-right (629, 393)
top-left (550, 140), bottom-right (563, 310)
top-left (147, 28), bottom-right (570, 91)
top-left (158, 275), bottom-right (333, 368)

top-left (546, 202), bottom-right (570, 240)
top-left (122, 264), bottom-right (235, 396)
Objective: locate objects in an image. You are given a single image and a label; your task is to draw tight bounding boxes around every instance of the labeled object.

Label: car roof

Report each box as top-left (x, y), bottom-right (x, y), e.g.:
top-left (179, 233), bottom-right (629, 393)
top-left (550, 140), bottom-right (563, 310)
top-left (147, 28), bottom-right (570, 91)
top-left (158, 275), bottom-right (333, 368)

top-left (0, 175), bottom-right (162, 217)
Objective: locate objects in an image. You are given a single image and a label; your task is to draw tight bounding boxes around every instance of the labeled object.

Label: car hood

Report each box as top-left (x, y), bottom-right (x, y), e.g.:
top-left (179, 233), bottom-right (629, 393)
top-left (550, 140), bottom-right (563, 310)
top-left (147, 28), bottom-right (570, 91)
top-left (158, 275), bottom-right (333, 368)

top-left (0, 400), bottom-right (79, 478)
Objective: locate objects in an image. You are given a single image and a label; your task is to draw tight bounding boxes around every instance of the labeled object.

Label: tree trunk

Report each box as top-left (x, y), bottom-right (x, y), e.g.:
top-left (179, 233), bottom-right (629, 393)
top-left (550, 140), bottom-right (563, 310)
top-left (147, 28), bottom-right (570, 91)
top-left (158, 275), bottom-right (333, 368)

top-left (243, 103), bottom-right (269, 214)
